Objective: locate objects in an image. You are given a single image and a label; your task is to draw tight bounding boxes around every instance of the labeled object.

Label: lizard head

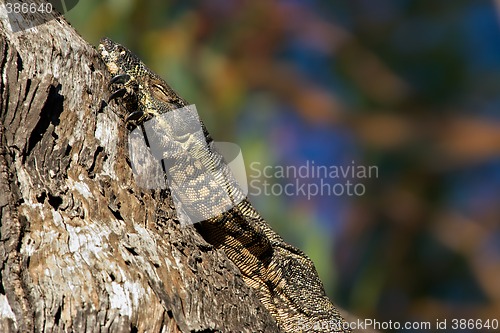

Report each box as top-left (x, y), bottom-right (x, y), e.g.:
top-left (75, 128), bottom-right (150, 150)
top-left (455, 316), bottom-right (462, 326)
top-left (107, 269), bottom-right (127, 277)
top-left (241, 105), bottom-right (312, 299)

top-left (98, 37), bottom-right (187, 120)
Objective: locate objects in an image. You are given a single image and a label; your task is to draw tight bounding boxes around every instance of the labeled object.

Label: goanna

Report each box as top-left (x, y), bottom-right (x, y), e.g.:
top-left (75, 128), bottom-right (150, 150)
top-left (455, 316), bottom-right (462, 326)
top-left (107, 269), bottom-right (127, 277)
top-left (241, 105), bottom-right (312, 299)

top-left (99, 37), bottom-right (351, 333)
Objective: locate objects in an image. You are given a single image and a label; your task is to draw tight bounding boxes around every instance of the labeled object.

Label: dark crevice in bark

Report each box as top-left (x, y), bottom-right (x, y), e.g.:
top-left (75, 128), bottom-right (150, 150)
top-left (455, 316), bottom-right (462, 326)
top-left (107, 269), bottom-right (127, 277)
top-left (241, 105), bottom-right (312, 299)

top-left (124, 245), bottom-right (139, 256)
top-left (64, 143), bottom-right (72, 156)
top-left (0, 38), bottom-right (9, 121)
top-left (15, 52), bottom-right (22, 73)
top-left (36, 191), bottom-right (46, 204)
top-left (0, 279), bottom-right (5, 295)
top-left (109, 204), bottom-right (124, 221)
top-left (14, 215), bottom-right (27, 254)
top-left (98, 99), bottom-right (108, 114)
top-left (24, 79), bottom-right (31, 101)
top-left (26, 84), bottom-right (63, 157)
top-left (47, 193), bottom-right (63, 210)
top-left (88, 145), bottom-right (103, 176)
top-left (54, 304), bottom-right (62, 326)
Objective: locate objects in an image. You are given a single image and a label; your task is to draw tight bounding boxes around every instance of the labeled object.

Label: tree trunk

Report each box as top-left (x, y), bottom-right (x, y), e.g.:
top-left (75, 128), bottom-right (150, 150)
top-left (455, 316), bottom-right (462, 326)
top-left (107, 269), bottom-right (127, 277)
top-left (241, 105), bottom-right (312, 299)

top-left (0, 4), bottom-right (280, 333)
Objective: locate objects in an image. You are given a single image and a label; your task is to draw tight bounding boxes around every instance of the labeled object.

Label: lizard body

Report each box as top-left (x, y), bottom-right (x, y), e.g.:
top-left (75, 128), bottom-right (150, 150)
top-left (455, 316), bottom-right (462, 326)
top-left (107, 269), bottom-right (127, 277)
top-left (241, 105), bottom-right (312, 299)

top-left (98, 38), bottom-right (351, 333)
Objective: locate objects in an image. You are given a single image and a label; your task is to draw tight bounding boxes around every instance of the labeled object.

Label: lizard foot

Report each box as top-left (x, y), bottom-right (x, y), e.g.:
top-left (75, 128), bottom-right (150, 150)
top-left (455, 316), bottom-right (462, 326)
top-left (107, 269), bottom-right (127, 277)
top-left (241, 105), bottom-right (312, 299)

top-left (107, 74), bottom-right (145, 127)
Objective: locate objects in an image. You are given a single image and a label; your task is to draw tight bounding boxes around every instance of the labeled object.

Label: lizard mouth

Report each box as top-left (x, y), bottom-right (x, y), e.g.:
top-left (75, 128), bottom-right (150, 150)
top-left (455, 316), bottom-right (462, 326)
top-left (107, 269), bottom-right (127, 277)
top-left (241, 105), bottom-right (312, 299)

top-left (98, 42), bottom-right (120, 75)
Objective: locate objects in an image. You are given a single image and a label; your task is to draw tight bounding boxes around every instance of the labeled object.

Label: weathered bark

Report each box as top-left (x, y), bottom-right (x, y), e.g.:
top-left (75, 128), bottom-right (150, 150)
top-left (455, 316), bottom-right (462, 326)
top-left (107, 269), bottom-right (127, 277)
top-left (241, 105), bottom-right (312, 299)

top-left (0, 4), bottom-right (279, 333)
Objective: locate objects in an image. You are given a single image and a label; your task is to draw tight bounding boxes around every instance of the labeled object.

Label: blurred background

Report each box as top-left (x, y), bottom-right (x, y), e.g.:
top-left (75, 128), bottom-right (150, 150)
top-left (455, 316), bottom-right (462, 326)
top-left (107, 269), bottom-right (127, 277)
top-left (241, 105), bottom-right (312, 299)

top-left (67, 0), bottom-right (500, 329)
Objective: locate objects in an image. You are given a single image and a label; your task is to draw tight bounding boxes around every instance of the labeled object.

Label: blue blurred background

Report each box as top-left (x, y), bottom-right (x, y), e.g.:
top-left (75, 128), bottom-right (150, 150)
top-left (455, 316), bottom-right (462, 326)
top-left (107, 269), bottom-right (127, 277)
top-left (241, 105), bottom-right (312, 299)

top-left (67, 0), bottom-right (500, 328)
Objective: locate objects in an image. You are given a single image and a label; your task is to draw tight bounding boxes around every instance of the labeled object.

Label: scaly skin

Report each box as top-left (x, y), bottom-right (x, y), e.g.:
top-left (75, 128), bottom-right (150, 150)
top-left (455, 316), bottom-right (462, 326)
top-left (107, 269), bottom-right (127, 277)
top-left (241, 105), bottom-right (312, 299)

top-left (99, 37), bottom-right (351, 333)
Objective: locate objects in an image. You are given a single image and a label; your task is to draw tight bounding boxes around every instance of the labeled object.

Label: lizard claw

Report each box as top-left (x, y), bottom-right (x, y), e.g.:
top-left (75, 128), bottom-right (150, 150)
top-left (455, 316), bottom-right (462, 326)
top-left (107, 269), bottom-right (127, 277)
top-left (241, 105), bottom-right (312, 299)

top-left (107, 87), bottom-right (127, 103)
top-left (125, 110), bottom-right (145, 123)
top-left (109, 73), bottom-right (131, 87)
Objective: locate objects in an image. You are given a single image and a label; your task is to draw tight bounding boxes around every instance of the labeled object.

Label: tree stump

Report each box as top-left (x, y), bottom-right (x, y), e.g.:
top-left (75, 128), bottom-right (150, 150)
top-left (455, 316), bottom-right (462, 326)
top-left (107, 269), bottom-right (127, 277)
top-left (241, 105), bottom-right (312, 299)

top-left (0, 4), bottom-right (280, 332)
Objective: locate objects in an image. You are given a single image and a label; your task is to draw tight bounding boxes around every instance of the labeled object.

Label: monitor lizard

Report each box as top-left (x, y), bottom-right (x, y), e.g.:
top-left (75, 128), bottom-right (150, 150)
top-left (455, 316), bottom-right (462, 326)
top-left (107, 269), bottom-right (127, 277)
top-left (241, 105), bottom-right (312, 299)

top-left (98, 37), bottom-right (352, 333)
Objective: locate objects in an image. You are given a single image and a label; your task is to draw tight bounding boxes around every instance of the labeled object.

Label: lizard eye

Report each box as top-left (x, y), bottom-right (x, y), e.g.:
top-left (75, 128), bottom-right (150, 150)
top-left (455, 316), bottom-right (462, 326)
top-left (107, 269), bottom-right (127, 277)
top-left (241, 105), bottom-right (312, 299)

top-left (151, 83), bottom-right (171, 104)
top-left (114, 46), bottom-right (126, 57)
